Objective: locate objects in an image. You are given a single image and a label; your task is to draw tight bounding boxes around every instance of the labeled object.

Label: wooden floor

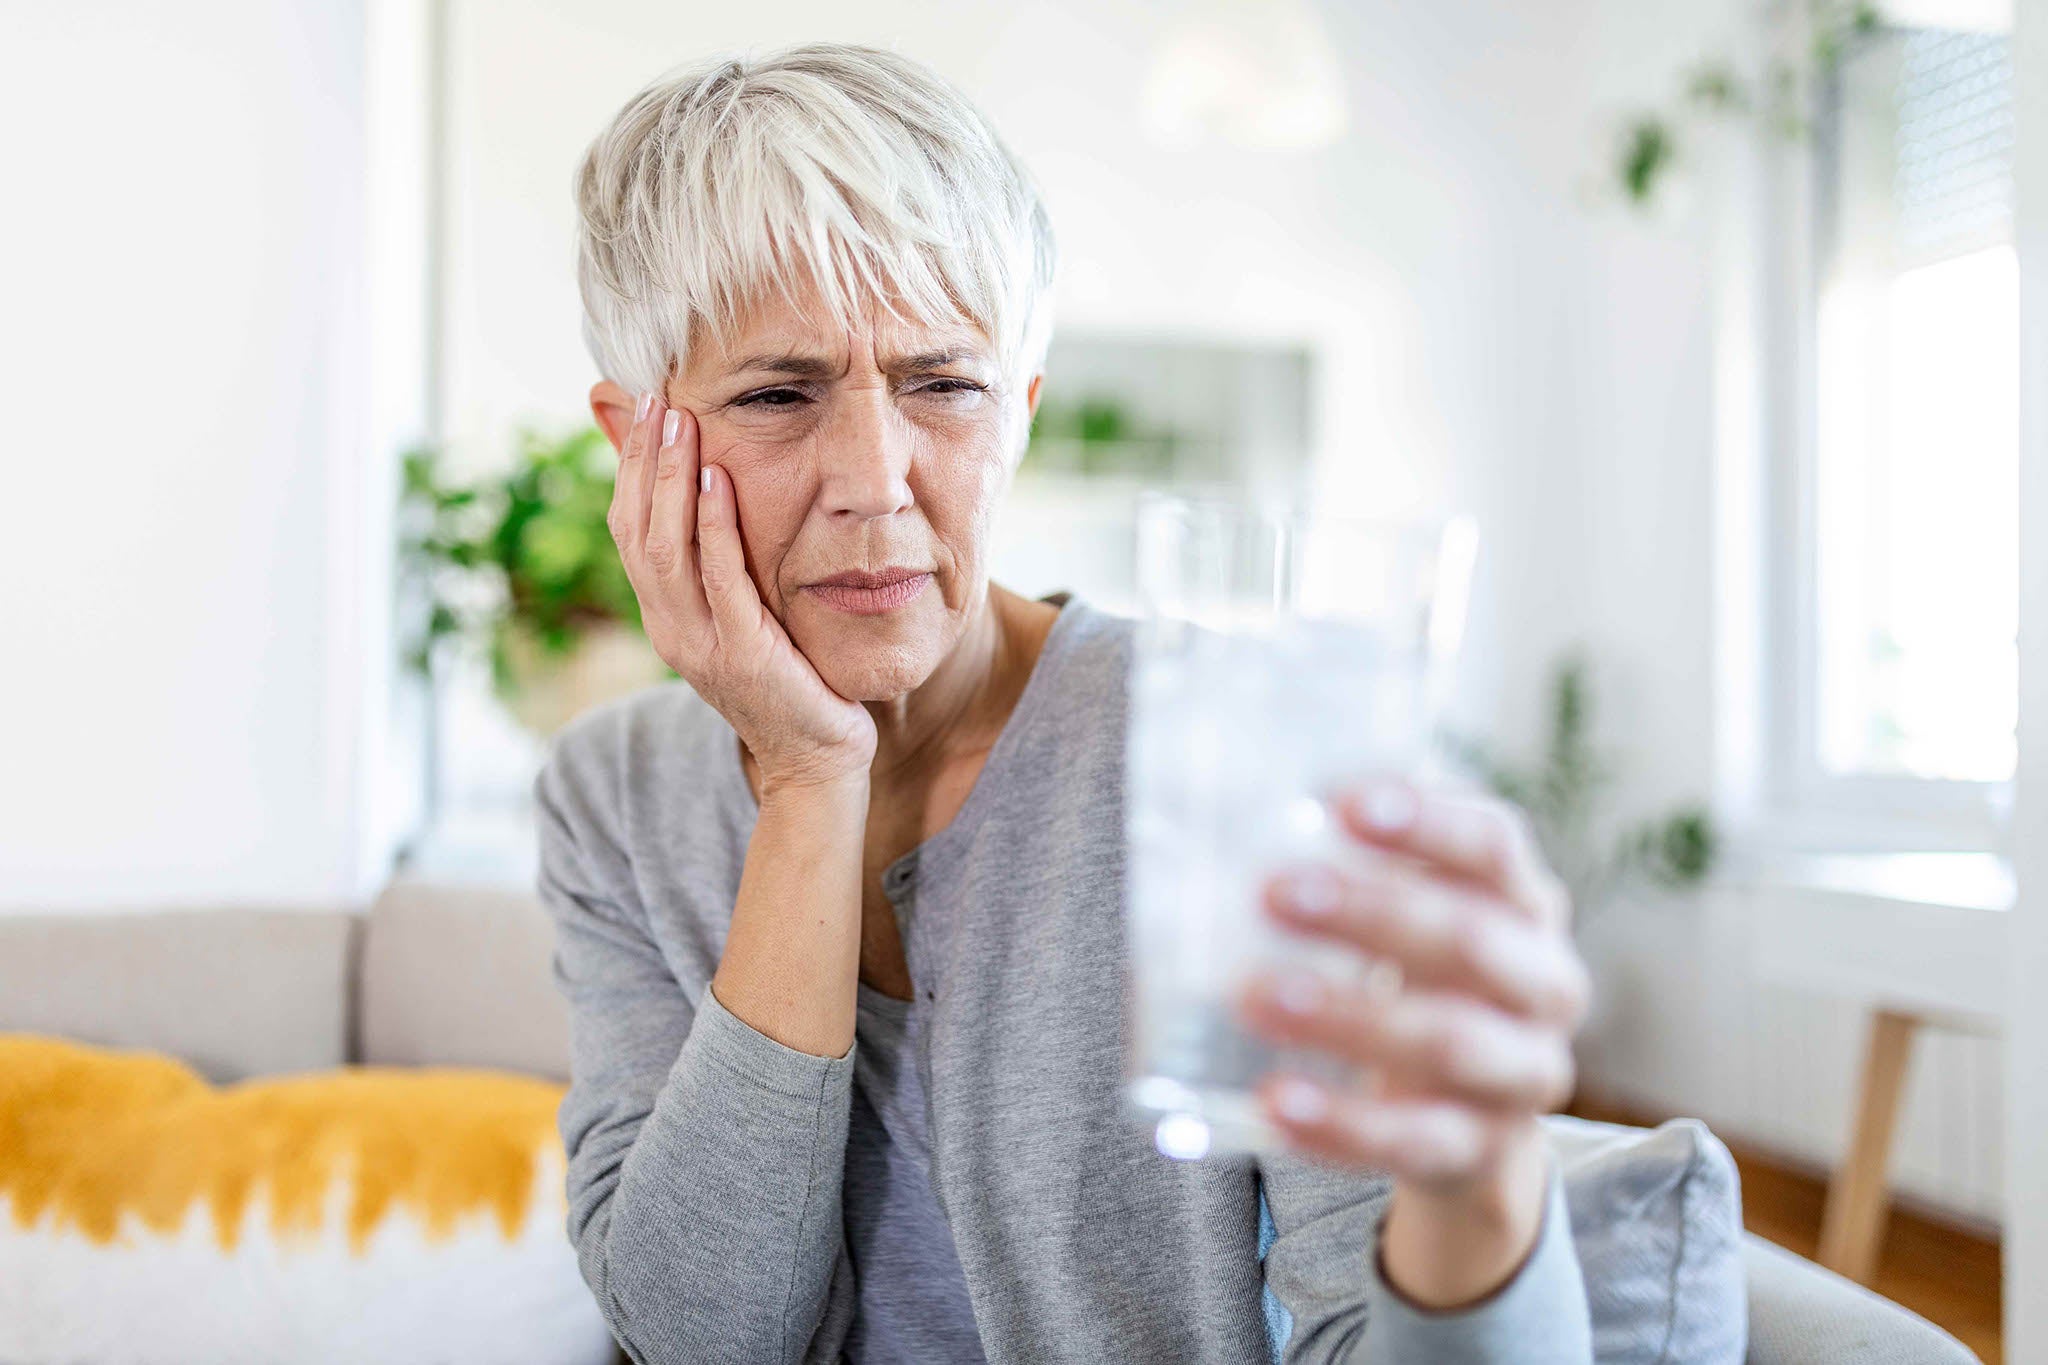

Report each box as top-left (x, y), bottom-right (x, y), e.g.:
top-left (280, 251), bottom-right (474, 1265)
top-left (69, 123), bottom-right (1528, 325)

top-left (1567, 1095), bottom-right (2002, 1364)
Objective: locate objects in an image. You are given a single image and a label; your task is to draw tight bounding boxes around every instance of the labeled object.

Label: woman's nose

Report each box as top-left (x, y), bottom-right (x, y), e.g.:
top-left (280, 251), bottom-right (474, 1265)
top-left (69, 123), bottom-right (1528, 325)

top-left (819, 393), bottom-right (915, 520)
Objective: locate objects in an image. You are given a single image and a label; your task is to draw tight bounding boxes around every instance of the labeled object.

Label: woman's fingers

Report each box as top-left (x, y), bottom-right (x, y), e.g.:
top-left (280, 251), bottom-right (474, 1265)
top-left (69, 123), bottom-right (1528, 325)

top-left (1251, 1075), bottom-right (1509, 1184)
top-left (695, 461), bottom-right (766, 646)
top-left (1330, 777), bottom-right (1573, 932)
top-left (1260, 859), bottom-right (1591, 1027)
top-left (645, 405), bottom-right (705, 595)
top-left (1238, 972), bottom-right (1577, 1113)
top-left (1246, 778), bottom-right (1591, 1183)
top-left (608, 391), bottom-right (714, 656)
top-left (606, 389), bottom-right (661, 557)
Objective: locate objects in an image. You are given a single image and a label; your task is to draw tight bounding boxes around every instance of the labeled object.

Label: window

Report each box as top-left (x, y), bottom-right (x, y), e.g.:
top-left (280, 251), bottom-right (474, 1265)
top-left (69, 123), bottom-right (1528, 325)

top-left (1772, 18), bottom-right (2016, 847)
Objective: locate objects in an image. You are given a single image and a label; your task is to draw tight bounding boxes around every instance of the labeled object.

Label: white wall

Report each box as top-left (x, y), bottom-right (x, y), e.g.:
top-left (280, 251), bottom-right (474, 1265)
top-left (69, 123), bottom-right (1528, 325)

top-left (0, 2), bottom-right (409, 908)
top-left (2006, 0), bottom-right (2047, 1349)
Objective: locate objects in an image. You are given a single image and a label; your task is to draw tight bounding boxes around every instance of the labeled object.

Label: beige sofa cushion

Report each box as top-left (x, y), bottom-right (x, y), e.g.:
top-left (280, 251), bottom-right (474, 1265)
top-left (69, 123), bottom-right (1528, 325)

top-left (357, 878), bottom-right (571, 1081)
top-left (0, 906), bottom-right (355, 1082)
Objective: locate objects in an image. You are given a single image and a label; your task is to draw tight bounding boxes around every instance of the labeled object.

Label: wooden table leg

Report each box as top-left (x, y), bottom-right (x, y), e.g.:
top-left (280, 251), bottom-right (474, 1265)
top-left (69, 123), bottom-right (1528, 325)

top-left (1817, 1007), bottom-right (1920, 1284)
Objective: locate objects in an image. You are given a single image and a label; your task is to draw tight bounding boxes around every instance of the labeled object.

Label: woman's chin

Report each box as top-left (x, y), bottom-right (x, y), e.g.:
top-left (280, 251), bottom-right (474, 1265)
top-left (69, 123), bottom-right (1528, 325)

top-left (790, 595), bottom-right (947, 701)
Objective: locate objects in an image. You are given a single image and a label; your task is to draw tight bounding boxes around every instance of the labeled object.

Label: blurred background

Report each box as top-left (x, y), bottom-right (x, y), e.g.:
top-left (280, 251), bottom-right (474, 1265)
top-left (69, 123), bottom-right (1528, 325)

top-left (2, 1), bottom-right (2045, 1361)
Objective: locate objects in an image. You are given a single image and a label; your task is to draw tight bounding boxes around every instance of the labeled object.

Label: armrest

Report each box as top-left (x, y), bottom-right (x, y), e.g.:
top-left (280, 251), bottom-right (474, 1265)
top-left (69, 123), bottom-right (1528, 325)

top-left (1742, 1233), bottom-right (1982, 1365)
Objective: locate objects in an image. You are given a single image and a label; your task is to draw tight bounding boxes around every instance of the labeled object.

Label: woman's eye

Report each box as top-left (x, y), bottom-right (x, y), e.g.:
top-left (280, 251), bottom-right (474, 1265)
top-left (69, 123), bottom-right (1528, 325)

top-left (730, 380), bottom-right (983, 409)
top-left (916, 379), bottom-right (987, 398)
top-left (736, 387), bottom-right (808, 409)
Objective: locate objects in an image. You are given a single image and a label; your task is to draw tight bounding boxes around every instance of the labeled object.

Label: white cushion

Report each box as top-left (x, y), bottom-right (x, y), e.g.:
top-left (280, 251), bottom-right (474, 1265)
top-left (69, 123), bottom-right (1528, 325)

top-left (1546, 1113), bottom-right (1748, 1364)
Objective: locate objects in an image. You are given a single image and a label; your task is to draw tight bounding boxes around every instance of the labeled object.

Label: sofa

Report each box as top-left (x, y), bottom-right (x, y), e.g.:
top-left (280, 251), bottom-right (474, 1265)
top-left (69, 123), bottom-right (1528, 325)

top-left (0, 877), bottom-right (1984, 1364)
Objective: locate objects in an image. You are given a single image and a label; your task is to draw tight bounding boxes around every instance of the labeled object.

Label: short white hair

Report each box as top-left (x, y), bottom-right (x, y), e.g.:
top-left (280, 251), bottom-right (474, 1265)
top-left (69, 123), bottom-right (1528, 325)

top-left (573, 42), bottom-right (1057, 426)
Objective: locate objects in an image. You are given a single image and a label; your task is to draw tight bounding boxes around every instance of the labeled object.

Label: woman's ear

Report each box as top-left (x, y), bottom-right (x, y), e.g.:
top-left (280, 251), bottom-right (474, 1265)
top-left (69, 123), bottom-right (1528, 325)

top-left (590, 379), bottom-right (638, 453)
top-left (1007, 372), bottom-right (1046, 475)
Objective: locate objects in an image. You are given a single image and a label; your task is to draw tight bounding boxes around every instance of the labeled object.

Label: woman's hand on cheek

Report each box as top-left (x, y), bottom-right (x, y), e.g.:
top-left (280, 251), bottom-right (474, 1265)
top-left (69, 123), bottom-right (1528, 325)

top-left (609, 391), bottom-right (876, 792)
top-left (1232, 777), bottom-right (1591, 1306)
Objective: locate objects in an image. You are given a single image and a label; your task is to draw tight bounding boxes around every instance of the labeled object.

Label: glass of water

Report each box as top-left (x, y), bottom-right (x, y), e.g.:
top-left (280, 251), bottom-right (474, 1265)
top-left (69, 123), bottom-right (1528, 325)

top-left (1121, 488), bottom-right (1479, 1162)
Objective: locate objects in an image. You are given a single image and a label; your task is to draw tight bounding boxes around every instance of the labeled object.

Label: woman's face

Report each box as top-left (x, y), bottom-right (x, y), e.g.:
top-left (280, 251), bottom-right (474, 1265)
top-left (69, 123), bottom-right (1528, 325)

top-left (662, 286), bottom-right (1039, 702)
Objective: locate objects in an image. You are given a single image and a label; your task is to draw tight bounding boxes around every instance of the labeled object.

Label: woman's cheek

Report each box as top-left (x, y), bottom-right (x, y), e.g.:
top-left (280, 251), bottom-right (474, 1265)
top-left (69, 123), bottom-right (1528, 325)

top-left (712, 413), bottom-right (819, 454)
top-left (934, 441), bottom-right (1012, 578)
top-left (920, 421), bottom-right (1006, 502)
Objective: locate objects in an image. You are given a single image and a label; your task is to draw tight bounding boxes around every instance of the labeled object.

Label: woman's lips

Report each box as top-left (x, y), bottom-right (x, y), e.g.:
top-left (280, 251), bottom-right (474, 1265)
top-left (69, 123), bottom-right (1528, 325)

top-left (804, 572), bottom-right (932, 615)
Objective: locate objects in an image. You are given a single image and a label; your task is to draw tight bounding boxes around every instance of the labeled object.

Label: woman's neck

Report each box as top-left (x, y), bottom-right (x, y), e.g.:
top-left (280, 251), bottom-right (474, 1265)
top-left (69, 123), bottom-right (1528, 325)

top-left (863, 583), bottom-right (1054, 787)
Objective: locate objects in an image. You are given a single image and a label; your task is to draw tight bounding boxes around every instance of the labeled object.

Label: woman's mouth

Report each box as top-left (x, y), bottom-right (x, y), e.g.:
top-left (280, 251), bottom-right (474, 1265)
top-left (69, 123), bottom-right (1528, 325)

top-left (804, 569), bottom-right (933, 615)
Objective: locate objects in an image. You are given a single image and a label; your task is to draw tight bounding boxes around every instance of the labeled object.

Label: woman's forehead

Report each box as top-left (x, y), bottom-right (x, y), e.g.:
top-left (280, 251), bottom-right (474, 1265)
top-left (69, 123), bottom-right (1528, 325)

top-left (696, 286), bottom-right (993, 377)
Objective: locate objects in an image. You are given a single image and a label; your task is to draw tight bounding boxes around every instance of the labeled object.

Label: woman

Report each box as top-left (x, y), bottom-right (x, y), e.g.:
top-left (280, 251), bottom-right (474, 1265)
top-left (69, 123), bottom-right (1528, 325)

top-left (536, 41), bottom-right (1594, 1364)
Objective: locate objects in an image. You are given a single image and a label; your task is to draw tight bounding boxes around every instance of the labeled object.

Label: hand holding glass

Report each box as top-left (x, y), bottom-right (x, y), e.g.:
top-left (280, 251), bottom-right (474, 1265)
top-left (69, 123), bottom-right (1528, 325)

top-left (1122, 491), bottom-right (1478, 1161)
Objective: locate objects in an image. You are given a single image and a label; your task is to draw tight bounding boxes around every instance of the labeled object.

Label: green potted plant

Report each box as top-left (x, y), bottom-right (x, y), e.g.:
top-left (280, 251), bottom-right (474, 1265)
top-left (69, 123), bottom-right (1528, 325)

top-left (1022, 395), bottom-right (1180, 478)
top-left (1443, 650), bottom-right (1717, 930)
top-left (399, 424), bottom-right (675, 737)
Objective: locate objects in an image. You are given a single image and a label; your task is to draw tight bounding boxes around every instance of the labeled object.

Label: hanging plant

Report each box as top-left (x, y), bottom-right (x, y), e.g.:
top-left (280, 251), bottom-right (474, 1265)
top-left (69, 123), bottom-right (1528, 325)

top-left (1607, 0), bottom-right (1881, 209)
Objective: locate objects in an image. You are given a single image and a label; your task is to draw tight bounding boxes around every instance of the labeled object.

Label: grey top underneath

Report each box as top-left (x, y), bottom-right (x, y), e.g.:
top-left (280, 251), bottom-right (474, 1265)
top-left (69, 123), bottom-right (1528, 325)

top-left (844, 983), bottom-right (987, 1362)
top-left (532, 590), bottom-right (1593, 1364)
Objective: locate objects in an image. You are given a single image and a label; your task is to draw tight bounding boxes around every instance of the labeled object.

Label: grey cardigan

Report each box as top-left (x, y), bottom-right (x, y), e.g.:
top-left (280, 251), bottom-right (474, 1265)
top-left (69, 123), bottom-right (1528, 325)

top-left (531, 592), bottom-right (1593, 1364)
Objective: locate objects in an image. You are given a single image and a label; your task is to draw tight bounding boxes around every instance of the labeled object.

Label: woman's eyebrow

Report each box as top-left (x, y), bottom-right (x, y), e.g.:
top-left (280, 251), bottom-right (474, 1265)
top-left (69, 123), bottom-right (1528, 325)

top-left (894, 348), bottom-right (984, 373)
top-left (727, 347), bottom-right (987, 378)
top-left (727, 352), bottom-right (837, 379)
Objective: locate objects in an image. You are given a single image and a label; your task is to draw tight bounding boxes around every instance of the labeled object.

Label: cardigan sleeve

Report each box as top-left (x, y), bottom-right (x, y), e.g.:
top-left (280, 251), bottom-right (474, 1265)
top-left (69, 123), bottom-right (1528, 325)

top-left (1260, 1149), bottom-right (1593, 1363)
top-left (533, 740), bottom-right (859, 1365)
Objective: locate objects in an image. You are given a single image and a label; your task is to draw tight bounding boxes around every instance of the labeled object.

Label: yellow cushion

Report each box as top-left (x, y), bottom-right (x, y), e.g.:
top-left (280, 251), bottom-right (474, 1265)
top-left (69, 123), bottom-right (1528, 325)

top-left (0, 1033), bottom-right (615, 1365)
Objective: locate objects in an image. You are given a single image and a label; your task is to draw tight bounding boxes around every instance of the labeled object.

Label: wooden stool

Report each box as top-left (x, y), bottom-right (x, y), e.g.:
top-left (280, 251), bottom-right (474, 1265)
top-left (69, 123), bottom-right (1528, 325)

top-left (1817, 1004), bottom-right (2000, 1285)
top-left (1817, 1007), bottom-right (1919, 1283)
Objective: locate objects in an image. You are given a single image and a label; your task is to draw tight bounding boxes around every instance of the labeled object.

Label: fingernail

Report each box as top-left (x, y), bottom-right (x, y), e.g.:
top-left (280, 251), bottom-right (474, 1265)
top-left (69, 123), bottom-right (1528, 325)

top-left (1261, 968), bottom-right (1325, 1016)
top-left (1277, 866), bottom-right (1341, 917)
top-left (637, 391), bottom-right (655, 420)
top-left (1355, 780), bottom-right (1417, 832)
top-left (700, 465), bottom-right (713, 494)
top-left (1271, 1076), bottom-right (1329, 1124)
top-left (662, 409), bottom-right (680, 446)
